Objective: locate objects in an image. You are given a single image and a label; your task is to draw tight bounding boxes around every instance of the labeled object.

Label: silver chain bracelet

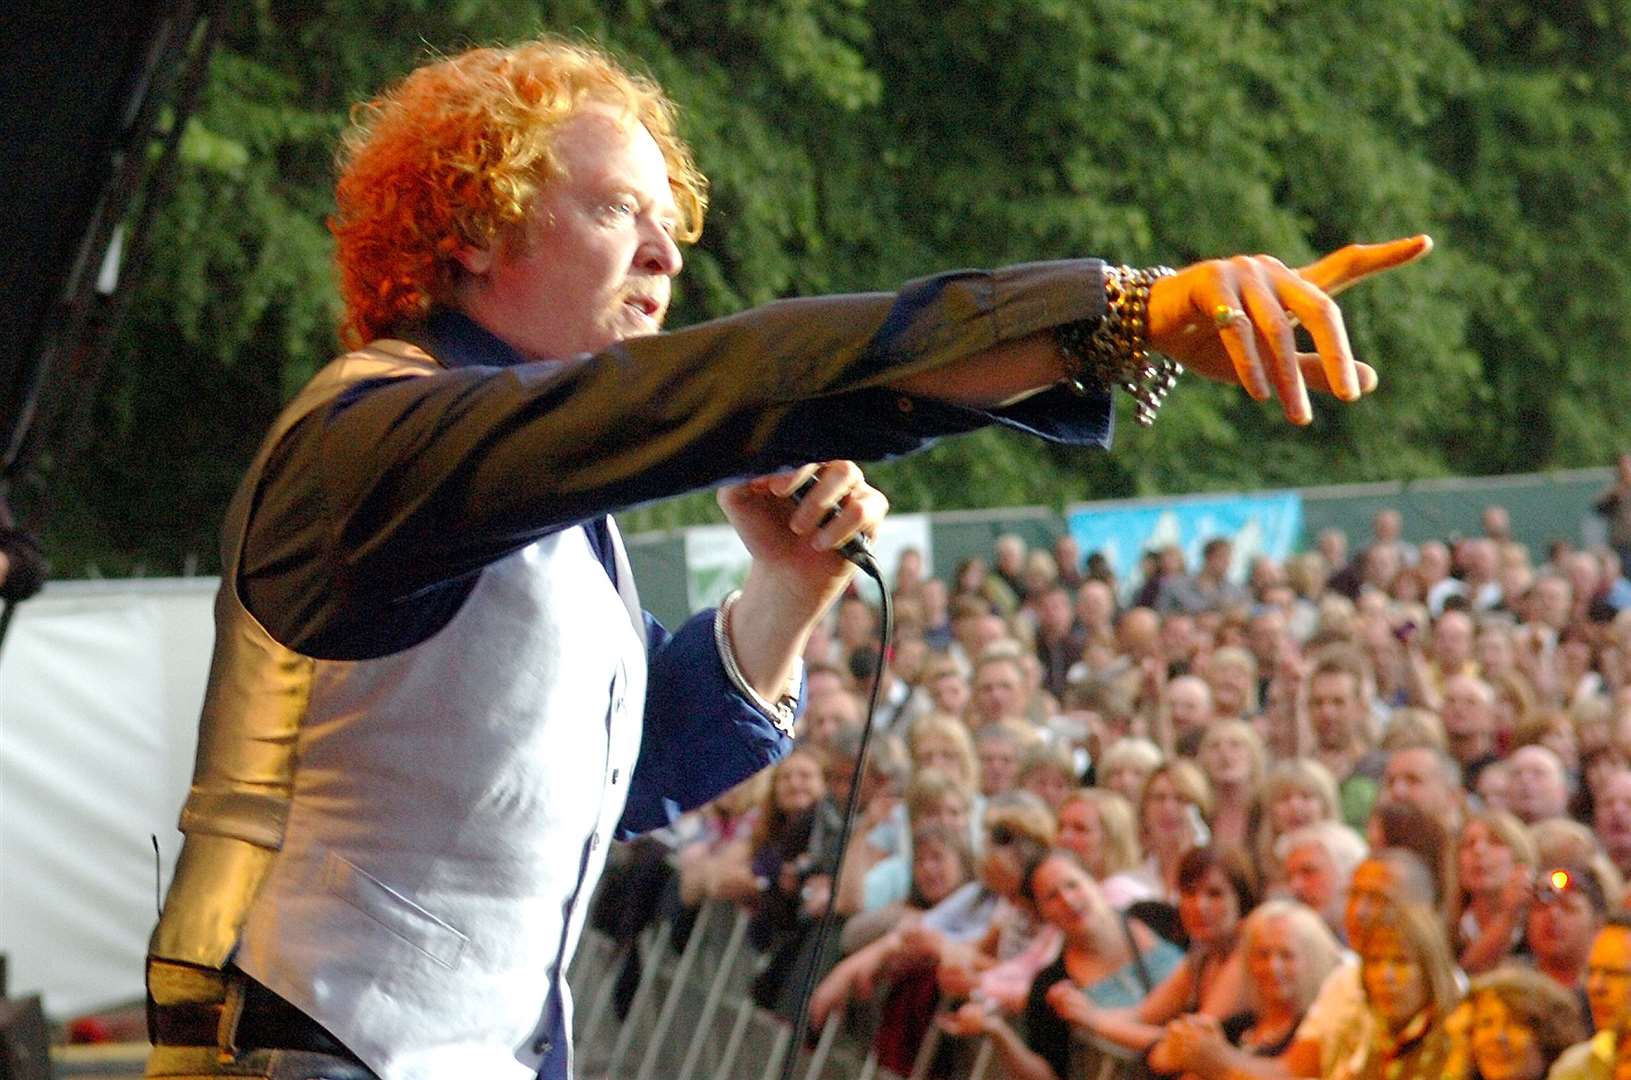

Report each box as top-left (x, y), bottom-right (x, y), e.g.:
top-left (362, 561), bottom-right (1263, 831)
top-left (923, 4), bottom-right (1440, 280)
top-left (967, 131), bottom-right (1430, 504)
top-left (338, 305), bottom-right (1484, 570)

top-left (1056, 264), bottom-right (1182, 427)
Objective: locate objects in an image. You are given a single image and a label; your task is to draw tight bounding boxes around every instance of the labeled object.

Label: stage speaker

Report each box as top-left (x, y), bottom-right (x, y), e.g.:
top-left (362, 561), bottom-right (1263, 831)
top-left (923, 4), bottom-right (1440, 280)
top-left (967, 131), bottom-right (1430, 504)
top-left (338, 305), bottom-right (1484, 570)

top-left (0, 993), bottom-right (50, 1080)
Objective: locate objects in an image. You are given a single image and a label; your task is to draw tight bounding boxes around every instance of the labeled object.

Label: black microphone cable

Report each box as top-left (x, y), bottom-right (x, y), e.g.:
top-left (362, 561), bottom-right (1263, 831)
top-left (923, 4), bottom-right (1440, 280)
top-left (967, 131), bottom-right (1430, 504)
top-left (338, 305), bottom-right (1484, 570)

top-left (775, 511), bottom-right (891, 1080)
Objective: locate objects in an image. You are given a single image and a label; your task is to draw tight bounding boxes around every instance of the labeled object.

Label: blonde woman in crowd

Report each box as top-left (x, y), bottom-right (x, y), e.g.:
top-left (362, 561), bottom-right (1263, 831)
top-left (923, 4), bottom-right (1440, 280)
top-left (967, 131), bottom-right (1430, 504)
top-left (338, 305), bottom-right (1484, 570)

top-left (1206, 646), bottom-right (1262, 722)
top-left (1056, 788), bottom-right (1151, 909)
top-left (1152, 899), bottom-right (1346, 1075)
top-left (1253, 758), bottom-right (1342, 883)
top-left (1331, 900), bottom-right (1460, 1079)
top-left (1452, 809), bottom-right (1539, 974)
top-left (1197, 720), bottom-right (1268, 849)
top-left (908, 714), bottom-right (982, 800)
top-left (1097, 736), bottom-right (1165, 808)
top-left (1131, 760), bottom-right (1214, 901)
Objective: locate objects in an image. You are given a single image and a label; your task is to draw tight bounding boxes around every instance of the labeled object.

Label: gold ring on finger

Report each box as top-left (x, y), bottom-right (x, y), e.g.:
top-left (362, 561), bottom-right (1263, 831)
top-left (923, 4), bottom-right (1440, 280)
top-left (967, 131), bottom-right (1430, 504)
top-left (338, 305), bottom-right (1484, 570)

top-left (1212, 304), bottom-right (1247, 329)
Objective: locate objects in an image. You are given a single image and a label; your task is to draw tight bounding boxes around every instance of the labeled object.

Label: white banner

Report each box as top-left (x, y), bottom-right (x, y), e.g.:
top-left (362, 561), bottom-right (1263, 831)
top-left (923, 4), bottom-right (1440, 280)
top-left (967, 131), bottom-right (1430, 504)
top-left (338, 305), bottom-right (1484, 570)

top-left (684, 513), bottom-right (933, 611)
top-left (0, 579), bottom-right (215, 1015)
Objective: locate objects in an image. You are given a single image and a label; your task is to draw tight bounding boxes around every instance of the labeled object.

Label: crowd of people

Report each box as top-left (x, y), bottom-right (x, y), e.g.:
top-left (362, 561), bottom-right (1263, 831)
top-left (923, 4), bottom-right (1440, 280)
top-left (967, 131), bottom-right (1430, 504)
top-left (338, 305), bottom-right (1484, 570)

top-left (602, 486), bottom-right (1631, 1080)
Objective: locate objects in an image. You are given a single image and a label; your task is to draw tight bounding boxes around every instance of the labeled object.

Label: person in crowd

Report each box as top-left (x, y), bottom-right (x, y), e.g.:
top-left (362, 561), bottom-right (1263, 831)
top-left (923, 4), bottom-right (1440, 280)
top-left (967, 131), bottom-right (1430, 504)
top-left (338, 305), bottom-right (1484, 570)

top-left (1053, 535), bottom-right (1085, 592)
top-left (1418, 540), bottom-right (1467, 617)
top-left (1477, 760), bottom-right (1515, 813)
top-left (675, 771), bottom-right (770, 908)
top-left (1461, 538), bottom-right (1507, 612)
top-left (1592, 766), bottom-right (1631, 880)
top-left (1527, 863), bottom-right (1611, 1018)
top-left (1438, 672), bottom-right (1503, 786)
top-left (1160, 537), bottom-right (1250, 616)
top-left (1100, 736), bottom-right (1168, 807)
top-left (971, 648), bottom-right (1033, 729)
top-left (1166, 674), bottom-right (1219, 756)
top-left (1514, 706), bottom-right (1579, 778)
top-left (1382, 742), bottom-right (1467, 832)
top-left (836, 822), bottom-right (976, 957)
top-left (1207, 646), bottom-right (1264, 723)
top-left (1508, 744), bottom-right (1574, 825)
top-left (1019, 741), bottom-right (1080, 811)
top-left (874, 813), bottom-right (1055, 1074)
top-left (1132, 760), bottom-right (1215, 901)
top-left (799, 687), bottom-right (863, 746)
top-left (1461, 967), bottom-right (1586, 1080)
top-left (1550, 914), bottom-right (1631, 1079)
top-left (937, 847), bottom-right (1186, 1080)
top-left (1057, 787), bottom-right (1151, 909)
top-left (1034, 583), bottom-right (1088, 700)
top-left (1118, 608), bottom-right (1167, 696)
top-left (932, 797), bottom-right (1059, 986)
top-left (908, 713), bottom-right (982, 794)
top-left (722, 744), bottom-right (846, 1012)
top-left (1198, 720), bottom-right (1269, 850)
top-left (1330, 899), bottom-right (1460, 1078)
top-left (1454, 809), bottom-right (1539, 975)
top-left (974, 721), bottom-right (1030, 799)
top-left (1305, 646), bottom-right (1381, 797)
top-left (1151, 899), bottom-right (1346, 1075)
top-left (1596, 453), bottom-right (1631, 573)
top-left (839, 768), bottom-right (974, 915)
top-left (1075, 578), bottom-right (1119, 649)
top-left (992, 535), bottom-right (1029, 603)
top-left (1043, 846), bottom-right (1256, 1060)
top-left (812, 825), bottom-right (972, 1018)
top-left (1254, 759), bottom-right (1344, 881)
top-left (1278, 822), bottom-right (1370, 941)
top-left (1136, 547), bottom-right (1184, 611)
top-left (835, 594), bottom-right (881, 665)
top-left (847, 641), bottom-right (913, 732)
top-left (918, 651), bottom-right (973, 720)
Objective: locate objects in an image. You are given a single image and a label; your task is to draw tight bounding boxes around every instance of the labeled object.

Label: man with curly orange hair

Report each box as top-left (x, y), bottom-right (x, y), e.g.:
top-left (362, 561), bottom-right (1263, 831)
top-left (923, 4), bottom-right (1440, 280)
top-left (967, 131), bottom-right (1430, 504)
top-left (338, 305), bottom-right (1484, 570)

top-left (145, 35), bottom-right (1430, 1080)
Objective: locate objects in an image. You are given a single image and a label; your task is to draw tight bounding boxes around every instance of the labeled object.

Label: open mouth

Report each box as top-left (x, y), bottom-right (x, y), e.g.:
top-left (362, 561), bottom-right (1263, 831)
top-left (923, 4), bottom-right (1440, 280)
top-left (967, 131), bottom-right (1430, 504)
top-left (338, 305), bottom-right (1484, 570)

top-left (624, 295), bottom-right (661, 321)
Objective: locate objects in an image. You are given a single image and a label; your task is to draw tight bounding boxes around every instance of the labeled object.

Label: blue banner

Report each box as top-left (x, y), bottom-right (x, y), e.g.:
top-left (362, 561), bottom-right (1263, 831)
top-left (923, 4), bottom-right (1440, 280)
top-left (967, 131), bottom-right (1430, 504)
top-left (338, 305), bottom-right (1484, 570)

top-left (1066, 492), bottom-right (1304, 601)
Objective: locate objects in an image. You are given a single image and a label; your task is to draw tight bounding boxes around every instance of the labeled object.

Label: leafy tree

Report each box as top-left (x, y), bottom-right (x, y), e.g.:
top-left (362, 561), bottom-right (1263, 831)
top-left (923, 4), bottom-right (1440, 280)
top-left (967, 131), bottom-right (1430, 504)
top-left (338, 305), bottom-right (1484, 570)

top-left (37, 0), bottom-right (1631, 575)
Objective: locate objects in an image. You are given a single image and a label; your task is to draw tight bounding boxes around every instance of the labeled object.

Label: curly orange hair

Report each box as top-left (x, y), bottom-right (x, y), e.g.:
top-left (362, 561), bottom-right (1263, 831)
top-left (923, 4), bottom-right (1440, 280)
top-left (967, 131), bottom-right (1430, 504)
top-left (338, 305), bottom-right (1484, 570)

top-left (330, 38), bottom-right (708, 348)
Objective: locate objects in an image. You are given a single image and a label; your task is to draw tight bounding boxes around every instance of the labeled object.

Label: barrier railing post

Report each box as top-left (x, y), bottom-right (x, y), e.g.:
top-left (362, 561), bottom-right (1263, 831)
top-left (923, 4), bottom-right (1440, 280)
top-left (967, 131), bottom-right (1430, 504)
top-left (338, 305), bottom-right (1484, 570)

top-left (758, 1020), bottom-right (793, 1080)
top-left (800, 1010), bottom-right (841, 1080)
top-left (904, 1006), bottom-right (945, 1080)
top-left (634, 901), bottom-right (717, 1080)
top-left (674, 905), bottom-right (751, 1080)
top-left (571, 936), bottom-right (628, 1060)
top-left (715, 996), bottom-right (758, 1078)
top-left (967, 1036), bottom-right (994, 1080)
top-left (605, 917), bottom-right (673, 1075)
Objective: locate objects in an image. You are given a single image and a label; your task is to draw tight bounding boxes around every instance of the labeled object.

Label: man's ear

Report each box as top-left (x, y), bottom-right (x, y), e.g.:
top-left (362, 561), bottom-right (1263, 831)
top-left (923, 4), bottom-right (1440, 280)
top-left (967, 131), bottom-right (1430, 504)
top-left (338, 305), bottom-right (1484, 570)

top-left (452, 243), bottom-right (494, 275)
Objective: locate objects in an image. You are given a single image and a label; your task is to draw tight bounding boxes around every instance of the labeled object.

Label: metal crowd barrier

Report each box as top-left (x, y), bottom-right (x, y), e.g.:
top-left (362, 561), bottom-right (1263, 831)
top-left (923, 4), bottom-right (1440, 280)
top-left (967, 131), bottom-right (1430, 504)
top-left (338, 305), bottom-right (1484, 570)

top-left (567, 896), bottom-right (1142, 1080)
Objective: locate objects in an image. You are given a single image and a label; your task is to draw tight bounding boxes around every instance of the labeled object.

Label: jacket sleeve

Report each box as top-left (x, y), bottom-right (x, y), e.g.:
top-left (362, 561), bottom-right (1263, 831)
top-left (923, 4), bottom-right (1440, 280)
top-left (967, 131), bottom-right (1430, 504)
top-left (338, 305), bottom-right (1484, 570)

top-left (615, 608), bottom-right (799, 838)
top-left (240, 260), bottom-right (1113, 657)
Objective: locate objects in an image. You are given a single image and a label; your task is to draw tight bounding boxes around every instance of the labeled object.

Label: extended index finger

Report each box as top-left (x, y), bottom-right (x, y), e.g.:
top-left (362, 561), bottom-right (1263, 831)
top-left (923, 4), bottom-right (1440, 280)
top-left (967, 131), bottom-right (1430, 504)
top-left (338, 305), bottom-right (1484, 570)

top-left (1298, 234), bottom-right (1433, 297)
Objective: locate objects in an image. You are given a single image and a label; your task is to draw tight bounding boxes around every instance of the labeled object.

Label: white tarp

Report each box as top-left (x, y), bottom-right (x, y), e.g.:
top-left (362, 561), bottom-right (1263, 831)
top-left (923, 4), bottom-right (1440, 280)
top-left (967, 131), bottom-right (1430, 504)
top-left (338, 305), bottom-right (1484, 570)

top-left (0, 578), bottom-right (216, 1015)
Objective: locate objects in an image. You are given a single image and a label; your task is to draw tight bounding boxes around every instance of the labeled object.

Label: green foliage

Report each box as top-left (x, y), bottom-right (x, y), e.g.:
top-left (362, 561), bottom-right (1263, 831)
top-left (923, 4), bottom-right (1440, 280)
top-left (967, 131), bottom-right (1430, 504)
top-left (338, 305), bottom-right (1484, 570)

top-left (39, 0), bottom-right (1631, 574)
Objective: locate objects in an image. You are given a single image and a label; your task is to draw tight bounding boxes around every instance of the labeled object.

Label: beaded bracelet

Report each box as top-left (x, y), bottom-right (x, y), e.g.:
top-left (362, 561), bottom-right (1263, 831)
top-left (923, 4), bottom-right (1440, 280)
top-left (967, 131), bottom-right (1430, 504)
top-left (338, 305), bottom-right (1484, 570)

top-left (1056, 264), bottom-right (1182, 427)
top-left (714, 590), bottom-right (799, 738)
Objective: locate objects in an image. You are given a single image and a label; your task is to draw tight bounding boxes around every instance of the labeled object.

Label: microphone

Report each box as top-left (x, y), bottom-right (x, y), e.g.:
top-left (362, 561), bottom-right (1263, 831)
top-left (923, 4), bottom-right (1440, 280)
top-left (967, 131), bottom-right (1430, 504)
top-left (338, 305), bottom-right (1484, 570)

top-left (787, 474), bottom-right (876, 572)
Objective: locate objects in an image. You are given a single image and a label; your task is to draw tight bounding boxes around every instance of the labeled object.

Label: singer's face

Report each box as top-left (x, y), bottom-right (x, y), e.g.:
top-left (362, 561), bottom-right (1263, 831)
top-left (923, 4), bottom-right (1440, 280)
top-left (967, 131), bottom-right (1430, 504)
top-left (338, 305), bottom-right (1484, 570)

top-left (456, 102), bottom-right (683, 360)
